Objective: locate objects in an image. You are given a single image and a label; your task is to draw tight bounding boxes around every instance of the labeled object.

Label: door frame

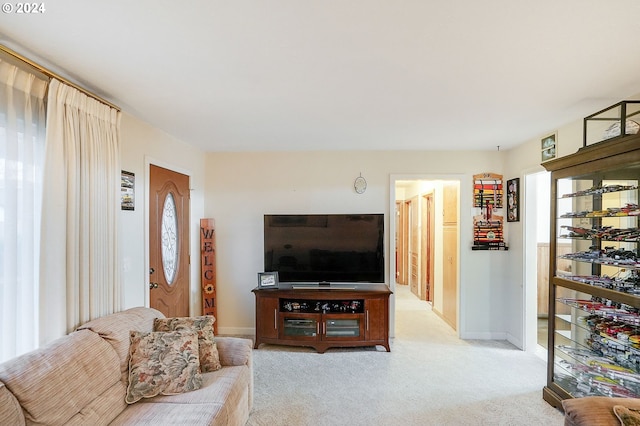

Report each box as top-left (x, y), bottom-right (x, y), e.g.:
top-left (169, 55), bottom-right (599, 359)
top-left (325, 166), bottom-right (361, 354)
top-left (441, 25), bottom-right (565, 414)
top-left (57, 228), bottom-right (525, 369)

top-left (144, 157), bottom-right (194, 312)
top-left (523, 168), bottom-right (550, 355)
top-left (389, 173), bottom-right (465, 339)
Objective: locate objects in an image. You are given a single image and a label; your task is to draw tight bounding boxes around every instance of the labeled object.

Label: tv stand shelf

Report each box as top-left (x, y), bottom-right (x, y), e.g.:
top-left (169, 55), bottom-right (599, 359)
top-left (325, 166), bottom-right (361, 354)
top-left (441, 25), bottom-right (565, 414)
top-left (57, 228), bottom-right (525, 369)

top-left (252, 284), bottom-right (392, 353)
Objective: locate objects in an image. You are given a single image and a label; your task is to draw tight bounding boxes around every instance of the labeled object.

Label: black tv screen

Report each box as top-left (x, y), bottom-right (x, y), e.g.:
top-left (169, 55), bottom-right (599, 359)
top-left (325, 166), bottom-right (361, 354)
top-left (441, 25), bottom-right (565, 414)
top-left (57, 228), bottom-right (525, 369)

top-left (264, 214), bottom-right (384, 284)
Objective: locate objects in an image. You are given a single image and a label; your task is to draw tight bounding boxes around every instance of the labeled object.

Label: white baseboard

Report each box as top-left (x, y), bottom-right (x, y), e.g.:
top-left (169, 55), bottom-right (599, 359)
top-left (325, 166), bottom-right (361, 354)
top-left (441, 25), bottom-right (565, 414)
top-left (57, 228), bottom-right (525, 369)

top-left (506, 332), bottom-right (524, 350)
top-left (460, 331), bottom-right (507, 340)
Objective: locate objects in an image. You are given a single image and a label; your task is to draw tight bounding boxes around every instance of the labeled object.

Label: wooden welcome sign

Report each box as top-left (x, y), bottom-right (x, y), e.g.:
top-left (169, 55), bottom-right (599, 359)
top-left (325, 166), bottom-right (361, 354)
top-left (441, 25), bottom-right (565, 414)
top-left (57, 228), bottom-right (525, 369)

top-left (200, 218), bottom-right (217, 333)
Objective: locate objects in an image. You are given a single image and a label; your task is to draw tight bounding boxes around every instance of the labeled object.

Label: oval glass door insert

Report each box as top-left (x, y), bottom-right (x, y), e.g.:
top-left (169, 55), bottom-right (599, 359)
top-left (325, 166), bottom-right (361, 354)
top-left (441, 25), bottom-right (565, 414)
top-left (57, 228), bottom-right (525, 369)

top-left (161, 192), bottom-right (178, 285)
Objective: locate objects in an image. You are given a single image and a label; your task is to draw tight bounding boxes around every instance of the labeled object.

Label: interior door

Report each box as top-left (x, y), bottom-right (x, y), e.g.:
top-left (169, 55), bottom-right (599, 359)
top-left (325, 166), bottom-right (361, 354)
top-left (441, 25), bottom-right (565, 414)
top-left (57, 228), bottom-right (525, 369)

top-left (442, 182), bottom-right (458, 330)
top-left (421, 194), bottom-right (434, 302)
top-left (408, 198), bottom-right (419, 297)
top-left (149, 164), bottom-right (190, 317)
top-left (395, 201), bottom-right (407, 285)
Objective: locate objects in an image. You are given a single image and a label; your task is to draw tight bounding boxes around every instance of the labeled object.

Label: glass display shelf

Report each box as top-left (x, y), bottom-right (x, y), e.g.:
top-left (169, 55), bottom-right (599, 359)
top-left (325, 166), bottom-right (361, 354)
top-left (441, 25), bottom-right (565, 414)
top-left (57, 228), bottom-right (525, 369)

top-left (555, 177), bottom-right (639, 298)
top-left (552, 295), bottom-right (640, 398)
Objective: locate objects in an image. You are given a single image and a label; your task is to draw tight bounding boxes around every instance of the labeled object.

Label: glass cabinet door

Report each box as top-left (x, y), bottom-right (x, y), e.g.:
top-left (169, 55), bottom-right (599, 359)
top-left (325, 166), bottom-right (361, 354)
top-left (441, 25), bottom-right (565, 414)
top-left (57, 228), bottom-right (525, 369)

top-left (281, 314), bottom-right (320, 340)
top-left (323, 314), bottom-right (365, 340)
top-left (548, 157), bottom-right (640, 401)
top-left (553, 293), bottom-right (640, 398)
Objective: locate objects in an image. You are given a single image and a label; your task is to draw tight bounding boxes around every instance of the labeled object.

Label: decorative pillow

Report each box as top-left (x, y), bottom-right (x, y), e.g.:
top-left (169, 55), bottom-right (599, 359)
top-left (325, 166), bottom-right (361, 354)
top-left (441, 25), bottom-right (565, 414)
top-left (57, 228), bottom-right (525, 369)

top-left (154, 315), bottom-right (222, 372)
top-left (125, 330), bottom-right (202, 404)
top-left (614, 405), bottom-right (640, 426)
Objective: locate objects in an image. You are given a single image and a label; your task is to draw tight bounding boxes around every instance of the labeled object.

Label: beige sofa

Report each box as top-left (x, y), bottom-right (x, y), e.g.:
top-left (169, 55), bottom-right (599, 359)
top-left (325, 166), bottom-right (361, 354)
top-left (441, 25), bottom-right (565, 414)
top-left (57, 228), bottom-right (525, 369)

top-left (0, 307), bottom-right (253, 425)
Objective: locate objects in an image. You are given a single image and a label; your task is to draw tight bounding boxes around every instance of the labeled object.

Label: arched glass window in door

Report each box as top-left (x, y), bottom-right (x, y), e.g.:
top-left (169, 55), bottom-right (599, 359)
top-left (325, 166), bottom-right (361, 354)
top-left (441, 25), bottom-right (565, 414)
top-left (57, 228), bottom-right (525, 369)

top-left (161, 192), bottom-right (179, 285)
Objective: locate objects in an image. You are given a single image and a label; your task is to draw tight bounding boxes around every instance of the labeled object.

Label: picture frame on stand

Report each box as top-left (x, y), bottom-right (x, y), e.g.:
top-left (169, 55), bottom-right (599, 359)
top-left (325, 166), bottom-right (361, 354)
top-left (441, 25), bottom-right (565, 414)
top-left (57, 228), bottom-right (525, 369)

top-left (258, 272), bottom-right (279, 288)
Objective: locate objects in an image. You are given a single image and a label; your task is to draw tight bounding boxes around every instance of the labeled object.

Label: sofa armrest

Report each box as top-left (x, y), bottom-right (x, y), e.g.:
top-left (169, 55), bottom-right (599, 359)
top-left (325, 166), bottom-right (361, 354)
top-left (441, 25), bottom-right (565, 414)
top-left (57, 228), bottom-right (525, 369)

top-left (216, 337), bottom-right (253, 367)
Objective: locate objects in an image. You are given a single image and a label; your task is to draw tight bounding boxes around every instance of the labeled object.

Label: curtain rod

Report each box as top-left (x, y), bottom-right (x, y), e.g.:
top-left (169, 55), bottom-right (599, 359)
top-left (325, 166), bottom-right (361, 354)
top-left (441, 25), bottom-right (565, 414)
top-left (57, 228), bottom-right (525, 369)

top-left (0, 44), bottom-right (121, 111)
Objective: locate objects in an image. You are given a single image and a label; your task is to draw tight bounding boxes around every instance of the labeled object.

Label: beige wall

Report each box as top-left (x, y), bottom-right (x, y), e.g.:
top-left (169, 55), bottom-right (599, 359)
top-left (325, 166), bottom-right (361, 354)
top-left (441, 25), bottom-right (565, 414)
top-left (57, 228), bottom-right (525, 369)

top-left (118, 112), bottom-right (206, 315)
top-left (204, 150), bottom-right (507, 337)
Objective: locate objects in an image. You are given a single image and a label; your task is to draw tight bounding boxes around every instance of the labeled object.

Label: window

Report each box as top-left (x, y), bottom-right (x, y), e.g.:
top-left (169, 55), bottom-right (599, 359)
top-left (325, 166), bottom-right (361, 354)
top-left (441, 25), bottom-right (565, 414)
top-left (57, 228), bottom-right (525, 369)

top-left (0, 57), bottom-right (47, 362)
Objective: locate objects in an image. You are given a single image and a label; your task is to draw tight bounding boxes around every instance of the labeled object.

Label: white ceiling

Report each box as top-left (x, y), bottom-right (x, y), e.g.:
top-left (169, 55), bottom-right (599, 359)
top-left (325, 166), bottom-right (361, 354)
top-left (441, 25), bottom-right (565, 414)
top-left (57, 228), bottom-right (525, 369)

top-left (2, 0), bottom-right (640, 152)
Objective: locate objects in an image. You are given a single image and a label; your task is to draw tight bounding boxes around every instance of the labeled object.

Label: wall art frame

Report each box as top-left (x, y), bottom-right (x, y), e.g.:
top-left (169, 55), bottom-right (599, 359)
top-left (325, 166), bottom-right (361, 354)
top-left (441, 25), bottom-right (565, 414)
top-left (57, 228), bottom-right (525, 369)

top-left (121, 170), bottom-right (135, 210)
top-left (506, 177), bottom-right (520, 222)
top-left (541, 133), bottom-right (557, 162)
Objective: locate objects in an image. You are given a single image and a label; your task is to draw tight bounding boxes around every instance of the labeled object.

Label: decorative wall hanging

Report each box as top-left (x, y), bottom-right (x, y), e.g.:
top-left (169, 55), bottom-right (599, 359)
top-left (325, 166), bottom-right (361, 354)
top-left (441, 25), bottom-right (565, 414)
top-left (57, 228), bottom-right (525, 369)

top-left (473, 172), bottom-right (503, 208)
top-left (121, 170), bottom-right (135, 210)
top-left (472, 173), bottom-right (507, 250)
top-left (200, 218), bottom-right (217, 333)
top-left (507, 178), bottom-right (520, 222)
top-left (354, 173), bottom-right (367, 194)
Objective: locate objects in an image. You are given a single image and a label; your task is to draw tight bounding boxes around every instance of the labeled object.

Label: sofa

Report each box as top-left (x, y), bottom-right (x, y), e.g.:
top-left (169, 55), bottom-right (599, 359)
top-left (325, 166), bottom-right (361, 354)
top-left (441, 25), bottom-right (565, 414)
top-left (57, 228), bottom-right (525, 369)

top-left (0, 307), bottom-right (253, 425)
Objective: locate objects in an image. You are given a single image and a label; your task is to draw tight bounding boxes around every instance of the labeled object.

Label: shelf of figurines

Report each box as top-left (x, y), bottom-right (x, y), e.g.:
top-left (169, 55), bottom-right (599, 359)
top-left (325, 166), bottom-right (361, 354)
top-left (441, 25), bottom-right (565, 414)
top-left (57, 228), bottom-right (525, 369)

top-left (584, 100), bottom-right (640, 148)
top-left (560, 184), bottom-right (639, 199)
top-left (552, 296), bottom-right (640, 398)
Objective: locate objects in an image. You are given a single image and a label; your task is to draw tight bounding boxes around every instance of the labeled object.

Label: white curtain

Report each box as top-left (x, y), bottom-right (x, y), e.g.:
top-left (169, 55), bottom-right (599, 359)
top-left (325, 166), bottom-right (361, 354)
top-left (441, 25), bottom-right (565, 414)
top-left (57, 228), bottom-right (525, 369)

top-left (0, 58), bottom-right (47, 362)
top-left (39, 79), bottom-right (121, 344)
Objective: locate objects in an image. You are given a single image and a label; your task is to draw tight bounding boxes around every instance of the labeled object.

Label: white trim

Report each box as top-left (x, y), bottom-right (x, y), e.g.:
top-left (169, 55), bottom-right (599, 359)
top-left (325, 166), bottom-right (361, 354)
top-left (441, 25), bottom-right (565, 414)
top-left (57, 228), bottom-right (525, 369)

top-left (461, 331), bottom-right (508, 340)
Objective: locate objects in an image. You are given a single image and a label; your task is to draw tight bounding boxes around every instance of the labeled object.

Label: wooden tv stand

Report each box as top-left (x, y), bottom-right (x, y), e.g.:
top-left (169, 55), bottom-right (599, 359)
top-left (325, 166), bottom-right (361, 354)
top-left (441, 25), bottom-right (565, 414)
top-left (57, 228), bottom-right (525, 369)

top-left (252, 284), bottom-right (392, 353)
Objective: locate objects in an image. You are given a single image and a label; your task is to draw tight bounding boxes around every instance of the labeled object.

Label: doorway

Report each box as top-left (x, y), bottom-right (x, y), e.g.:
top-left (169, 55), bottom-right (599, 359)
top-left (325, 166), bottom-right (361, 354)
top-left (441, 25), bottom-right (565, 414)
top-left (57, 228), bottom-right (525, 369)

top-left (149, 164), bottom-right (191, 317)
top-left (393, 178), bottom-right (459, 332)
top-left (524, 171), bottom-right (551, 355)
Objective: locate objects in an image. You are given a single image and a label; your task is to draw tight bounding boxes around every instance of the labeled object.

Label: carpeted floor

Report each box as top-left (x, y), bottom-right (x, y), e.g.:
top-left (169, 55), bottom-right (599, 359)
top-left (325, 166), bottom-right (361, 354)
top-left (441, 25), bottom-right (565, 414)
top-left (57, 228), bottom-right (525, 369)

top-left (246, 285), bottom-right (565, 425)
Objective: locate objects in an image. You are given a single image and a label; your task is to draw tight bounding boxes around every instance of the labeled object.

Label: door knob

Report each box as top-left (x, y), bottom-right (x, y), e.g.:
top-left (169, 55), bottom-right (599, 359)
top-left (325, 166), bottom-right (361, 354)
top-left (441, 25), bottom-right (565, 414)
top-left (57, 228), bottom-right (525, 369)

top-left (149, 282), bottom-right (159, 289)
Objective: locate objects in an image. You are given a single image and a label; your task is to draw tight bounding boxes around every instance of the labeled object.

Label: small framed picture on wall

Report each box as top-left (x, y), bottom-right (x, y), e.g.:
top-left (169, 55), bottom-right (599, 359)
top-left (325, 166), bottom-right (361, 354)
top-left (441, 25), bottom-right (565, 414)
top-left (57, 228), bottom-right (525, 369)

top-left (507, 178), bottom-right (520, 222)
top-left (541, 134), bottom-right (557, 162)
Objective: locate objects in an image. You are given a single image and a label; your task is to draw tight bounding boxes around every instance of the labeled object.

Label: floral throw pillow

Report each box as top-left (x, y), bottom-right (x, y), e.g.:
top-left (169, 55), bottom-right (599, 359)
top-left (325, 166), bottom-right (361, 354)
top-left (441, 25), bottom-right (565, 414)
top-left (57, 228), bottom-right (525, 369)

top-left (125, 330), bottom-right (202, 404)
top-left (154, 315), bottom-right (222, 372)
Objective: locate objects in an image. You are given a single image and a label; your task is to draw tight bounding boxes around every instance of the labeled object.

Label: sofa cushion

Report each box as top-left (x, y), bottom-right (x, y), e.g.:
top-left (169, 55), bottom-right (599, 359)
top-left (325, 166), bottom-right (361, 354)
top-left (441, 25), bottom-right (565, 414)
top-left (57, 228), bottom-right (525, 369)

top-left (140, 365), bottom-right (250, 405)
top-left (64, 381), bottom-right (127, 426)
top-left (154, 315), bottom-right (222, 372)
top-left (562, 397), bottom-right (640, 426)
top-left (109, 401), bottom-right (229, 426)
top-left (0, 329), bottom-right (121, 425)
top-left (126, 330), bottom-right (203, 404)
top-left (0, 380), bottom-right (25, 426)
top-left (77, 306), bottom-right (165, 381)
top-left (120, 366), bottom-right (251, 426)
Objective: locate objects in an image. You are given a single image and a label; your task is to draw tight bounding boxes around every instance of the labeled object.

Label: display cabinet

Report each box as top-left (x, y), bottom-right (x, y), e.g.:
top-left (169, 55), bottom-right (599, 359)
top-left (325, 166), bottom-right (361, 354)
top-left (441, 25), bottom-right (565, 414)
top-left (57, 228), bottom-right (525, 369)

top-left (542, 135), bottom-right (640, 408)
top-left (252, 284), bottom-right (391, 353)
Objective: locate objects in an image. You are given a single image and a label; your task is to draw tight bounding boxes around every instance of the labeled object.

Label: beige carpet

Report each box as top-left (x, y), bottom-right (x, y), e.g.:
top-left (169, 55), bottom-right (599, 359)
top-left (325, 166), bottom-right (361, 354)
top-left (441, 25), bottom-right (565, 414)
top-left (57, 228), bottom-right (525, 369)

top-left (247, 285), bottom-right (564, 426)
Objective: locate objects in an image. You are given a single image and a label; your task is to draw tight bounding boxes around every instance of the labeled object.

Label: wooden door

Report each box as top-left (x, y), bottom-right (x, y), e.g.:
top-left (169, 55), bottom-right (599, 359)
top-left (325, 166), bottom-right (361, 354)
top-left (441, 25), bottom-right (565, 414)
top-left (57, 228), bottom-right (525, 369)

top-left (395, 201), bottom-right (407, 285)
top-left (149, 164), bottom-right (190, 317)
top-left (408, 198), bottom-right (419, 297)
top-left (421, 194), bottom-right (434, 302)
top-left (442, 183), bottom-right (458, 330)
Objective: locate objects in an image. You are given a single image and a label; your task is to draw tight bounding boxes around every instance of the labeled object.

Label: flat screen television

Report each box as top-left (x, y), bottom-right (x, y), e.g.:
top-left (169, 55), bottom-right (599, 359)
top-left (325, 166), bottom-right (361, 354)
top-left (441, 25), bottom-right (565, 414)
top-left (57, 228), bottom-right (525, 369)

top-left (264, 214), bottom-right (384, 284)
